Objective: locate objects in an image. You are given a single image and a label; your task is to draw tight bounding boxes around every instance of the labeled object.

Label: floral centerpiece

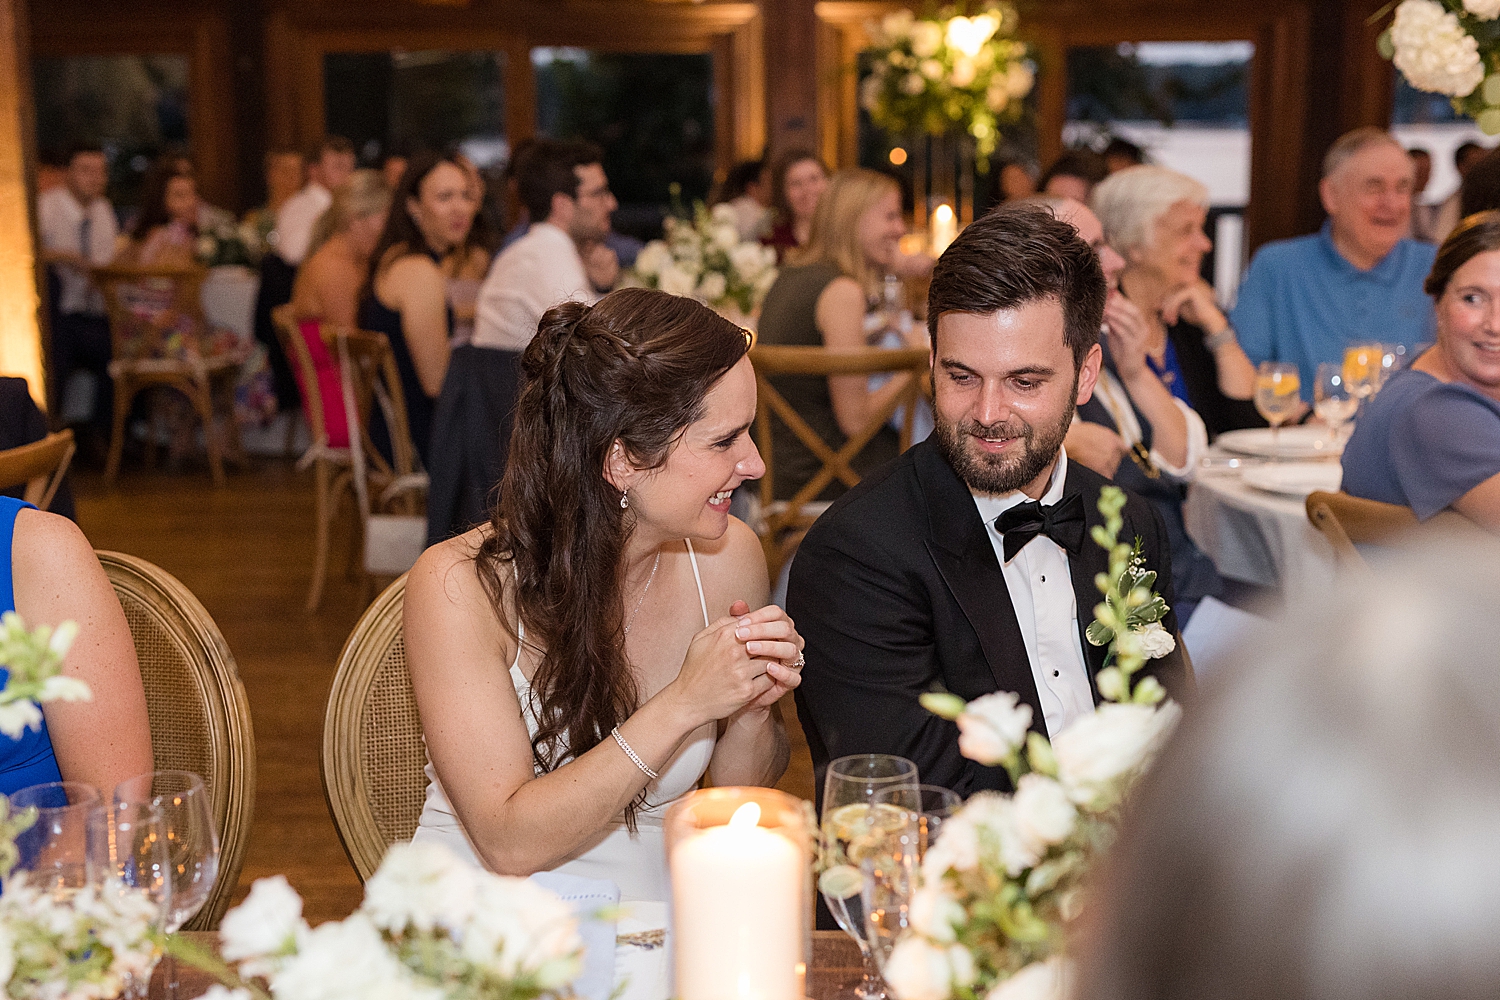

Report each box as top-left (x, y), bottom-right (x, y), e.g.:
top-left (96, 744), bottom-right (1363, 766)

top-left (628, 200), bottom-right (779, 320)
top-left (1380, 0), bottom-right (1500, 132)
top-left (881, 487), bottom-right (1182, 1000)
top-left (860, 4), bottom-right (1034, 162)
top-left (184, 840), bottom-right (585, 1000)
top-left (196, 219), bottom-right (259, 269)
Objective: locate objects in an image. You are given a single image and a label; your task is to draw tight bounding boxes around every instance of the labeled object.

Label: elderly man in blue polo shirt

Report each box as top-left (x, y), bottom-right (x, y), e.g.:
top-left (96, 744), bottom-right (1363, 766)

top-left (1231, 127), bottom-right (1437, 400)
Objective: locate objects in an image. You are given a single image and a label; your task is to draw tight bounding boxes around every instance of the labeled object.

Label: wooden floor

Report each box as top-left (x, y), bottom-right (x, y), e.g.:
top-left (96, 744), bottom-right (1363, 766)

top-left (71, 455), bottom-right (815, 925)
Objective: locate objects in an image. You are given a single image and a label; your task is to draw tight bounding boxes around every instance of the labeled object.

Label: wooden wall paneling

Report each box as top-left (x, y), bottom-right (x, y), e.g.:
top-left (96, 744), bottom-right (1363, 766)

top-left (1249, 7), bottom-right (1312, 252)
top-left (813, 2), bottom-right (889, 169)
top-left (732, 13), bottom-right (766, 161)
top-left (765, 0), bottom-right (820, 157)
top-left (0, 0), bottom-right (43, 405)
top-left (263, 10), bottom-right (298, 152)
top-left (503, 35), bottom-right (536, 145)
top-left (1029, 24), bottom-right (1067, 175)
top-left (1340, 0), bottom-right (1395, 130)
top-left (190, 16), bottom-right (239, 210)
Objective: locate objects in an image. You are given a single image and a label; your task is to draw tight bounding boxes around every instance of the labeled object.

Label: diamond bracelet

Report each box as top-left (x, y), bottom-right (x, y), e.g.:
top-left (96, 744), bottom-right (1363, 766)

top-left (611, 726), bottom-right (659, 781)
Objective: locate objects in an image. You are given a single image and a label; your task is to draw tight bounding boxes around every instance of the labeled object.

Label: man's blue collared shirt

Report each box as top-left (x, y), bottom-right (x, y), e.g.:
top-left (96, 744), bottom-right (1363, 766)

top-left (1229, 223), bottom-right (1437, 400)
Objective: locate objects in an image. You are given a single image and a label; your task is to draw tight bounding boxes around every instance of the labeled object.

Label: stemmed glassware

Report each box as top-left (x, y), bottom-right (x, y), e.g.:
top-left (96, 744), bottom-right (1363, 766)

top-left (1314, 363), bottom-right (1358, 444)
top-left (110, 797), bottom-right (173, 998)
top-left (1253, 361), bottom-right (1302, 458)
top-left (114, 771), bottom-right (220, 1000)
top-left (1342, 343), bottom-right (1382, 409)
top-left (820, 754), bottom-right (920, 1000)
top-left (8, 781), bottom-right (108, 895)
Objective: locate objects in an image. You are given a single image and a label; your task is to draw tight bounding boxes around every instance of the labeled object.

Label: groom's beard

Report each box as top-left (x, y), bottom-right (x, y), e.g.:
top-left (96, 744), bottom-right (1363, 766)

top-left (933, 389), bottom-right (1075, 495)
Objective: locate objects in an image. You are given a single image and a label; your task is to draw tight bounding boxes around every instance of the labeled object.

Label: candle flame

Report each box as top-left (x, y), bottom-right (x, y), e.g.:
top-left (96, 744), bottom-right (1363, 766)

top-left (933, 203), bottom-right (954, 224)
top-left (728, 801), bottom-right (762, 829)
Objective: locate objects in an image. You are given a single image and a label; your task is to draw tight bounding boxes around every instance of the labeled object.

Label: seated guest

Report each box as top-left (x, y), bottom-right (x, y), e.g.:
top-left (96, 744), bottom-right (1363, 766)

top-left (764, 148), bottom-right (829, 259)
top-left (1077, 545), bottom-right (1500, 1000)
top-left (1091, 165), bottom-right (1262, 436)
top-left (989, 156), bottom-right (1038, 204)
top-left (406, 290), bottom-right (799, 996)
top-left (243, 148), bottom-right (305, 259)
top-left (1342, 211), bottom-right (1500, 527)
top-left (117, 162), bottom-right (202, 268)
top-left (360, 151), bottom-right (489, 467)
top-left (1232, 128), bottom-right (1436, 400)
top-left (790, 206), bottom-right (1191, 807)
top-left (1, 493), bottom-right (152, 794)
top-left (428, 141), bottom-right (615, 544)
top-left (756, 169), bottom-right (927, 502)
top-left (1041, 195), bottom-right (1220, 626)
top-left (715, 158), bottom-right (772, 241)
top-left (1432, 140), bottom-right (1489, 243)
top-left (37, 144), bottom-right (118, 437)
top-left (1040, 148), bottom-right (1108, 203)
top-left (1103, 137), bottom-right (1145, 174)
top-left (289, 169), bottom-right (390, 327)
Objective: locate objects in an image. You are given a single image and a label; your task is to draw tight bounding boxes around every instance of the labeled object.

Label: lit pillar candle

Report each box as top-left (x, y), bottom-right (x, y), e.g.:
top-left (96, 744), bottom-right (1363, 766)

top-left (668, 791), bottom-right (809, 1000)
top-left (931, 203), bottom-right (958, 256)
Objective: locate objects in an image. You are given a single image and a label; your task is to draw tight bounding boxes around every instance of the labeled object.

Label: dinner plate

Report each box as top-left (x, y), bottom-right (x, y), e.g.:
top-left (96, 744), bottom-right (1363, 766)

top-left (1240, 463), bottom-right (1343, 498)
top-left (1216, 426), bottom-right (1344, 459)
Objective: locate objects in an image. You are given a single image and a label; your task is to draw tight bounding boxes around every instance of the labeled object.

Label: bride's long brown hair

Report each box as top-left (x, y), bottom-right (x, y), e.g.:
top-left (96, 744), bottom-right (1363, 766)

top-left (476, 288), bottom-right (750, 821)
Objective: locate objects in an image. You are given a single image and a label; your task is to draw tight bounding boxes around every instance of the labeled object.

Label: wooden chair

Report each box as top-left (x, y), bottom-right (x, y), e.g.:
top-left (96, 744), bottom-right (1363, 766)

top-left (0, 429), bottom-right (75, 511)
top-left (749, 344), bottom-right (931, 580)
top-left (270, 307), bottom-right (425, 609)
top-left (1306, 490), bottom-right (1472, 570)
top-left (92, 264), bottom-right (242, 487)
top-left (97, 551), bottom-right (255, 930)
top-left (321, 575), bottom-right (423, 882)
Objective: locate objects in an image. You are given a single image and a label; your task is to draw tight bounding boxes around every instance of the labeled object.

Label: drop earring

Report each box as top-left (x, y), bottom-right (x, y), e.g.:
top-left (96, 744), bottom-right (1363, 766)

top-left (620, 490), bottom-right (629, 510)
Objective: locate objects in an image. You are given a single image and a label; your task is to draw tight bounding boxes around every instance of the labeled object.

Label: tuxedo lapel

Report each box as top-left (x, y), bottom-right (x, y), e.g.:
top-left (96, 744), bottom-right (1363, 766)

top-left (1063, 465), bottom-right (1111, 697)
top-left (913, 443), bottom-right (1046, 729)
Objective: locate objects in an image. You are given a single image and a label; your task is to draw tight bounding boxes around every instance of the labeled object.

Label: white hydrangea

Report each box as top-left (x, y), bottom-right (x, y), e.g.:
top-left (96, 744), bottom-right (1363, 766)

top-left (361, 840), bottom-right (477, 934)
top-left (728, 241), bottom-right (773, 281)
top-left (1391, 0), bottom-right (1484, 97)
top-left (1465, 0), bottom-right (1500, 20)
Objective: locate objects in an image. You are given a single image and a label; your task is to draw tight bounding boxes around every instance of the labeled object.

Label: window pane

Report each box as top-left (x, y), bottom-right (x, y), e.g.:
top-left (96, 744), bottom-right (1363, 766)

top-left (33, 54), bottom-right (190, 210)
top-left (532, 48), bottom-right (715, 241)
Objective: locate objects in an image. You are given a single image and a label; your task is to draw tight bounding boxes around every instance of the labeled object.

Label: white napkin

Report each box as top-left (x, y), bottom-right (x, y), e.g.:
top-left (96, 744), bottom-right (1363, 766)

top-left (529, 871), bottom-right (619, 1000)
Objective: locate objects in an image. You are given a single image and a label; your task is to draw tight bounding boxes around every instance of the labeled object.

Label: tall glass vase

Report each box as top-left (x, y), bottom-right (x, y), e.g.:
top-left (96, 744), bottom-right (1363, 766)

top-left (911, 132), bottom-right (977, 255)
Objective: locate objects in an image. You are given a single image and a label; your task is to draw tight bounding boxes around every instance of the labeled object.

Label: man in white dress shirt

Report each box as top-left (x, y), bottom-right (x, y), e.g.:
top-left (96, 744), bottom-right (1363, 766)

top-left (473, 139), bottom-right (619, 353)
top-left (790, 205), bottom-right (1191, 801)
top-left (274, 135), bottom-right (356, 269)
top-left (38, 144), bottom-right (118, 430)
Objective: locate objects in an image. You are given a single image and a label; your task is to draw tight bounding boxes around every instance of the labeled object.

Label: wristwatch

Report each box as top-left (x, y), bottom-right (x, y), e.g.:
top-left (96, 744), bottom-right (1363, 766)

top-left (1204, 325), bottom-right (1238, 353)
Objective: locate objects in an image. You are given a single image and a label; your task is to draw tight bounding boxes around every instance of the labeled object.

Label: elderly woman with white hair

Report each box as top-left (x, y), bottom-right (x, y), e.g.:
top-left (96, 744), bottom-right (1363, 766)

top-left (1092, 165), bottom-right (1262, 436)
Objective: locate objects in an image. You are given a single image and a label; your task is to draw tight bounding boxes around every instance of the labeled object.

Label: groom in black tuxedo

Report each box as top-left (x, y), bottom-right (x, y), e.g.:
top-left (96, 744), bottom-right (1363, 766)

top-left (789, 206), bottom-right (1191, 803)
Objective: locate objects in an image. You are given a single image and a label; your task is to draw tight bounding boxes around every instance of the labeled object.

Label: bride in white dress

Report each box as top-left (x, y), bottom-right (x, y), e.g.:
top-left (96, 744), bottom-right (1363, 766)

top-left (404, 288), bottom-right (805, 998)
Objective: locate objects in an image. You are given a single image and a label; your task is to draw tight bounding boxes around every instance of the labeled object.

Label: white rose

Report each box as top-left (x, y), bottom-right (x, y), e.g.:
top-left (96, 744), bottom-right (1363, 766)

top-left (711, 202), bottom-right (739, 226)
top-left (985, 959), bottom-right (1072, 1000)
top-left (909, 885), bottom-right (966, 943)
top-left (902, 73), bottom-right (927, 96)
top-left (911, 21), bottom-right (944, 58)
top-left (881, 8), bottom-right (915, 41)
top-left (1011, 774), bottom-right (1076, 853)
top-left (729, 241), bottom-right (768, 279)
top-left (634, 240), bottom-right (672, 279)
top-left (658, 261), bottom-right (698, 297)
top-left (1391, 0), bottom-right (1484, 97)
top-left (920, 812), bottom-right (979, 879)
top-left (462, 875), bottom-right (582, 988)
top-left (948, 945), bottom-right (978, 988)
top-left (361, 840), bottom-right (477, 934)
top-left (882, 936), bottom-right (952, 1000)
top-left (272, 913), bottom-right (423, 1000)
top-left (712, 222), bottom-right (740, 252)
top-left (1052, 702), bottom-right (1181, 810)
top-left (920, 59), bottom-right (945, 81)
top-left (954, 690), bottom-right (1033, 765)
top-left (1135, 621), bottom-right (1176, 659)
top-left (220, 875), bottom-right (308, 967)
top-left (949, 57), bottom-right (977, 88)
top-left (0, 700), bottom-right (41, 739)
top-left (1466, 0), bottom-right (1500, 19)
top-left (695, 271), bottom-right (728, 303)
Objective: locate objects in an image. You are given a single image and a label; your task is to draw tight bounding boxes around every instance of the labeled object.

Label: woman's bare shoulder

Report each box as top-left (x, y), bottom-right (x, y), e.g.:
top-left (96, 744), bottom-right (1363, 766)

top-left (690, 517), bottom-right (770, 604)
top-left (408, 526), bottom-right (499, 610)
top-left (11, 507), bottom-right (94, 573)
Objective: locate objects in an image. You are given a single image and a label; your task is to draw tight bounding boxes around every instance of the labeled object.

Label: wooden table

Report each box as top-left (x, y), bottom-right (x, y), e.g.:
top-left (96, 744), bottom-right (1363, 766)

top-left (157, 930), bottom-right (865, 999)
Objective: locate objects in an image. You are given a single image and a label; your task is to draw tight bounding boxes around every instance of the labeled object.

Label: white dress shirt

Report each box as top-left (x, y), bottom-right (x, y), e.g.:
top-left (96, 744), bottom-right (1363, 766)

top-left (970, 448), bottom-right (1094, 738)
top-left (274, 182), bottom-right (332, 266)
top-left (473, 222), bottom-right (597, 352)
top-left (37, 187), bottom-right (118, 316)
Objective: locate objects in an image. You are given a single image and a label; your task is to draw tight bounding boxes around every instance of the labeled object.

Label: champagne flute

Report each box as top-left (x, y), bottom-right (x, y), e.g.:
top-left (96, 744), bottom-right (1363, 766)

top-left (821, 754), bottom-right (920, 1000)
top-left (115, 771), bottom-right (220, 1000)
top-left (861, 805), bottom-right (921, 982)
top-left (8, 781), bottom-right (108, 895)
top-left (1314, 363), bottom-right (1358, 444)
top-left (1253, 361), bottom-right (1302, 459)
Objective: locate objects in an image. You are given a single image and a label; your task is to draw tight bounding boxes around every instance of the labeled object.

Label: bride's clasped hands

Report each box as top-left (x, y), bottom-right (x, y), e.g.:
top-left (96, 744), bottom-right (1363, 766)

top-left (666, 599), bottom-right (805, 726)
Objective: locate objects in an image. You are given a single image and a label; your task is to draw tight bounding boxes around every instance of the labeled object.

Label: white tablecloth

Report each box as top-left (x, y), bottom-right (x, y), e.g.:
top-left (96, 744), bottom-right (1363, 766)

top-left (201, 265), bottom-right (259, 340)
top-left (1184, 455), bottom-right (1341, 604)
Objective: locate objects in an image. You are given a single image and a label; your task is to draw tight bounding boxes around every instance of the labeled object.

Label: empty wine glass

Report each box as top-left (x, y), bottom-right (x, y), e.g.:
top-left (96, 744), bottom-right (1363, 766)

top-left (8, 781), bottom-right (108, 895)
top-left (1253, 361), bottom-right (1302, 458)
top-left (820, 754), bottom-right (920, 1000)
top-left (1314, 363), bottom-right (1358, 444)
top-left (109, 798), bottom-right (172, 998)
top-left (115, 771), bottom-right (219, 1000)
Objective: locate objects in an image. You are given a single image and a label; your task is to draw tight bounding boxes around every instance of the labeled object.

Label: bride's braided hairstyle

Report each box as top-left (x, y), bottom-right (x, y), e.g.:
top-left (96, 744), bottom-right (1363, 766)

top-left (476, 287), bottom-right (750, 821)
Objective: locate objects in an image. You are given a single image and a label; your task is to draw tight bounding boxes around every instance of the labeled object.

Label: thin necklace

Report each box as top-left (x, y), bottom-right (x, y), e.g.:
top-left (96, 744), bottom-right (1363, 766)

top-left (623, 551), bottom-right (661, 637)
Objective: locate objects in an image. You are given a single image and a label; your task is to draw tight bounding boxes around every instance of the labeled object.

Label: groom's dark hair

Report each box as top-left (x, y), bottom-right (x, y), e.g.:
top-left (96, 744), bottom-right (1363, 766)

top-left (926, 205), bottom-right (1105, 370)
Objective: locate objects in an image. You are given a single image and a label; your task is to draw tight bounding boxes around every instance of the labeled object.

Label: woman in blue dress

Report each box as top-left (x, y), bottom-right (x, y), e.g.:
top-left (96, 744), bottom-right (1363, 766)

top-left (0, 496), bottom-right (152, 795)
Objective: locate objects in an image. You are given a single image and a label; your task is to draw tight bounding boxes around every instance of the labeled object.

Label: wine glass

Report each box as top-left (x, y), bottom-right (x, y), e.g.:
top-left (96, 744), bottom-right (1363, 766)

top-left (8, 781), bottom-right (108, 895)
top-left (1313, 363), bottom-right (1358, 444)
top-left (820, 754), bottom-right (920, 1000)
top-left (1253, 361), bottom-right (1302, 458)
top-left (1342, 343), bottom-right (1381, 407)
top-left (109, 798), bottom-right (173, 998)
top-left (861, 806), bottom-right (921, 984)
top-left (115, 771), bottom-right (220, 1000)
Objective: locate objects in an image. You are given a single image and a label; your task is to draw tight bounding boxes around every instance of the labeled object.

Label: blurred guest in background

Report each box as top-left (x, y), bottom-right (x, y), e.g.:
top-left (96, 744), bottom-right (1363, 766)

top-left (1040, 148), bottom-right (1109, 203)
top-left (989, 156), bottom-right (1038, 204)
top-left (1103, 137), bottom-right (1146, 173)
top-left (765, 148), bottom-right (829, 259)
top-left (242, 148), bottom-right (305, 259)
top-left (289, 170), bottom-right (391, 328)
top-left (1232, 128), bottom-right (1435, 400)
top-left (381, 148), bottom-right (410, 194)
top-left (118, 161), bottom-right (200, 267)
top-left (1092, 165), bottom-right (1261, 436)
top-left (1078, 542), bottom-right (1500, 1000)
top-left (1341, 212), bottom-right (1500, 529)
top-left (361, 151), bottom-right (489, 467)
top-left (1407, 147), bottom-right (1436, 242)
top-left (1455, 144), bottom-right (1500, 221)
top-left (38, 144), bottom-right (118, 438)
top-left (715, 158), bottom-right (772, 241)
top-left (1431, 139), bottom-right (1488, 244)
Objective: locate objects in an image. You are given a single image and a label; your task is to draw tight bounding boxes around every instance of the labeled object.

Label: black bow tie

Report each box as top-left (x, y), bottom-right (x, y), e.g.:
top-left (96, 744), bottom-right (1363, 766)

top-left (994, 492), bottom-right (1087, 562)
